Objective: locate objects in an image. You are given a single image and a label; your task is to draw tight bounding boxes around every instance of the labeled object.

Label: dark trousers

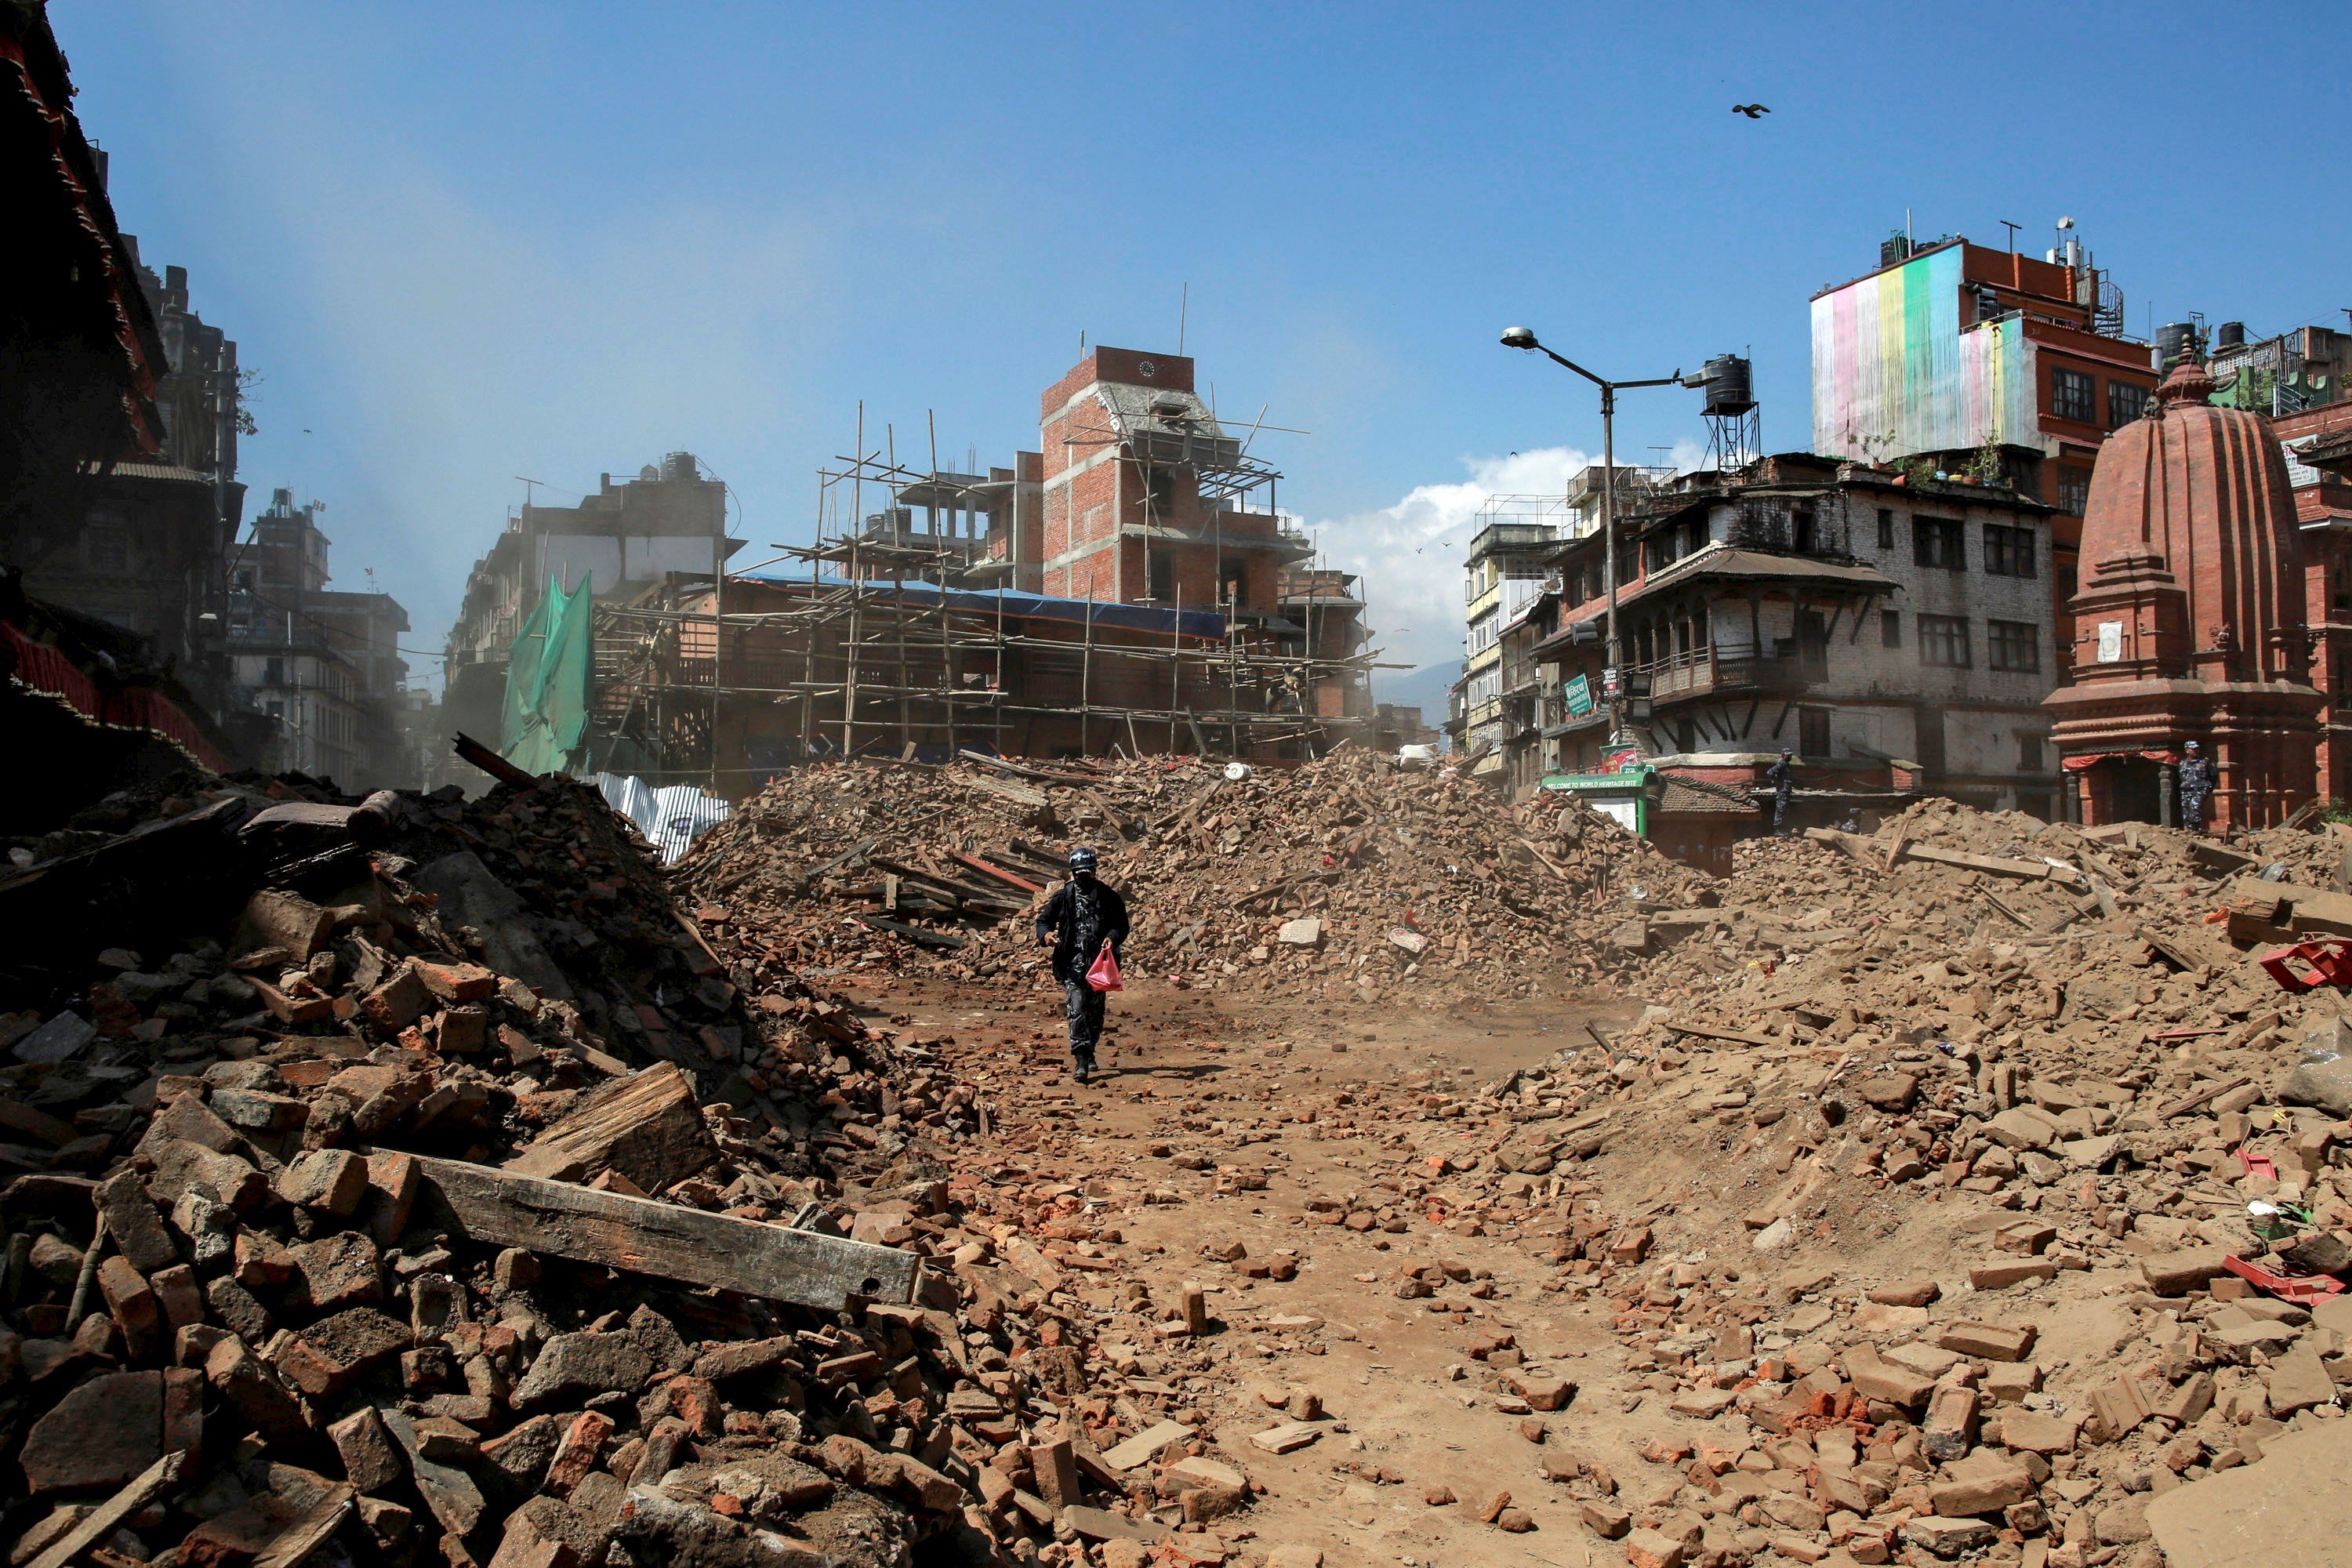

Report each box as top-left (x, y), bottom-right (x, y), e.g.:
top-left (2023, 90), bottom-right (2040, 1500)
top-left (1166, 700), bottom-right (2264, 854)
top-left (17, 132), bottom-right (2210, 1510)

top-left (2183, 792), bottom-right (2209, 832)
top-left (1062, 977), bottom-right (1105, 1062)
top-left (1773, 793), bottom-right (1791, 834)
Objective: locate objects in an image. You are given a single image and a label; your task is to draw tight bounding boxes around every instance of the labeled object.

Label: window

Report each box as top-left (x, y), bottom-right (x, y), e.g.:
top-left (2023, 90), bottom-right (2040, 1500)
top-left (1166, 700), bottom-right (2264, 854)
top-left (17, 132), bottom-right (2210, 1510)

top-left (1147, 548), bottom-right (1174, 602)
top-left (1984, 523), bottom-right (2038, 578)
top-left (1988, 619), bottom-right (2040, 673)
top-left (2057, 564), bottom-right (2079, 604)
top-left (1792, 507), bottom-right (1818, 555)
top-left (2052, 368), bottom-right (2096, 424)
top-left (1798, 707), bottom-right (1831, 757)
top-left (2018, 734), bottom-right (2044, 771)
top-left (1912, 515), bottom-right (1965, 570)
top-left (1918, 613), bottom-right (1971, 667)
top-left (2056, 473), bottom-right (2090, 515)
top-left (1877, 508), bottom-right (1895, 550)
top-left (2108, 381), bottom-right (2150, 427)
top-left (264, 657), bottom-right (283, 685)
top-left (1881, 609), bottom-right (1902, 648)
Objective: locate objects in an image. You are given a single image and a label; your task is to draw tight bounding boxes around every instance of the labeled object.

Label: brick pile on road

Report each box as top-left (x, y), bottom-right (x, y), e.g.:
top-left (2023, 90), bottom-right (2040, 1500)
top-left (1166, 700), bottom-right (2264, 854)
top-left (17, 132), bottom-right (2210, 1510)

top-left (0, 774), bottom-right (1240, 1568)
top-left (676, 752), bottom-right (1709, 1007)
top-left (1284, 799), bottom-right (2352, 1567)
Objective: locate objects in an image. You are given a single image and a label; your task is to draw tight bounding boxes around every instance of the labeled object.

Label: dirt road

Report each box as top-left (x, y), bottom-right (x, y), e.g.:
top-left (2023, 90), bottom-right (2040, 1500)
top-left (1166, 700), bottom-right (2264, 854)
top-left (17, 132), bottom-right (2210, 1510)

top-left (831, 964), bottom-right (1671, 1566)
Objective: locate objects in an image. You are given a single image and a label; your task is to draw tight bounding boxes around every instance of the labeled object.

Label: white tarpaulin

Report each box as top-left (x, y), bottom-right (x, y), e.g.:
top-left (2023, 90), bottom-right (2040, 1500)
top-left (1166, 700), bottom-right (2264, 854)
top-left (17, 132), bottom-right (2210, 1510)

top-left (589, 773), bottom-right (731, 865)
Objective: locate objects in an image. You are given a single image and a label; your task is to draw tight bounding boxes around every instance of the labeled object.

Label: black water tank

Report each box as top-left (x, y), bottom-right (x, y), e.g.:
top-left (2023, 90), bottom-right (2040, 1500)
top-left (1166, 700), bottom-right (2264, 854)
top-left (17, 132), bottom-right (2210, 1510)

top-left (1880, 234), bottom-right (1913, 270)
top-left (2217, 321), bottom-right (2246, 350)
top-left (663, 451), bottom-right (699, 484)
top-left (2156, 322), bottom-right (2198, 372)
top-left (1703, 355), bottom-right (1755, 416)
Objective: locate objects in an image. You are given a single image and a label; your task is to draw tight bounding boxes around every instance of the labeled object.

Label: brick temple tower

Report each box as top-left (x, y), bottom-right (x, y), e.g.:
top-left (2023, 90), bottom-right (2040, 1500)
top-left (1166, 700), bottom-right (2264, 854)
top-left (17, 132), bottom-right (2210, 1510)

top-left (2045, 358), bottom-right (2323, 827)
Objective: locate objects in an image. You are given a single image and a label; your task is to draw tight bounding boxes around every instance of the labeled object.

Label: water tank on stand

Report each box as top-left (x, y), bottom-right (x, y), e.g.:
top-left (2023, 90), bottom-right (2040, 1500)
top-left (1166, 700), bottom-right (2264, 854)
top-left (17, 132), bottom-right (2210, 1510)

top-left (2217, 321), bottom-right (2246, 350)
top-left (662, 451), bottom-right (699, 484)
top-left (1702, 355), bottom-right (1755, 416)
top-left (2157, 323), bottom-right (2199, 372)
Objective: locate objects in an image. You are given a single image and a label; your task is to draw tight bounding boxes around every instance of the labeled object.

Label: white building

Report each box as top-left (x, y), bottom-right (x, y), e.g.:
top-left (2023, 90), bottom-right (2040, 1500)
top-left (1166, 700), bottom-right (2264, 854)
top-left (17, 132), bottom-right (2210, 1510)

top-left (1537, 453), bottom-right (2060, 816)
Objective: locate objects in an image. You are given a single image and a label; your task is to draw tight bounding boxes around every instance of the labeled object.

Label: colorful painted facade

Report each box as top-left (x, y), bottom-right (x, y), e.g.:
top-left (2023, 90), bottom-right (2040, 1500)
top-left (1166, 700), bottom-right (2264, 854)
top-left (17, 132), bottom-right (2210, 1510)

top-left (1813, 245), bottom-right (2038, 459)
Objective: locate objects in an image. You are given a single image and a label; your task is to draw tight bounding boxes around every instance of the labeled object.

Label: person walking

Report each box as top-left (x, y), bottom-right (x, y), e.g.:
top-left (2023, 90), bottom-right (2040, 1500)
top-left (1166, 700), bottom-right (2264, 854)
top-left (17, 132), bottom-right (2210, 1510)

top-left (1035, 848), bottom-right (1129, 1084)
top-left (2179, 740), bottom-right (2216, 833)
top-left (1765, 748), bottom-right (1796, 837)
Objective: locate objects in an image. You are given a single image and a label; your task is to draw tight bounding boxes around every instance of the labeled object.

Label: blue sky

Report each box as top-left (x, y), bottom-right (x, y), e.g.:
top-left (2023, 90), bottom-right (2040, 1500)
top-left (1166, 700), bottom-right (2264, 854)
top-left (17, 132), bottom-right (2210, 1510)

top-left (61, 1), bottom-right (2352, 688)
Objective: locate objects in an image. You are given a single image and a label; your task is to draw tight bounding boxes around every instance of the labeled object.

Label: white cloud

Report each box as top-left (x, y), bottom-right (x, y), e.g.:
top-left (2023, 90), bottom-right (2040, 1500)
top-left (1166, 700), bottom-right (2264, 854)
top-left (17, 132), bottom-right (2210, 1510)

top-left (1296, 446), bottom-right (1595, 678)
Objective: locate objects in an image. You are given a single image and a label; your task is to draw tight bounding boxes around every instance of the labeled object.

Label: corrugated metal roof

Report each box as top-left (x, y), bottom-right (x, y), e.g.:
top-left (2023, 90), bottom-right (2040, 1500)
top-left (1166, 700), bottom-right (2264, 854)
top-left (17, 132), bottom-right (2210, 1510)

top-left (589, 772), bottom-right (730, 865)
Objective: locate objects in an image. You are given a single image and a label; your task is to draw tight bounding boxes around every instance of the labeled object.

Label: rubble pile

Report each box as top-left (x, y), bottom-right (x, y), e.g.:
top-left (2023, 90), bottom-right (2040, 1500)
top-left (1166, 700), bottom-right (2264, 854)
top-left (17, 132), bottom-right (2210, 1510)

top-left (1298, 800), bottom-right (2352, 1566)
top-left (677, 753), bottom-right (1709, 1004)
top-left (0, 775), bottom-right (1235, 1568)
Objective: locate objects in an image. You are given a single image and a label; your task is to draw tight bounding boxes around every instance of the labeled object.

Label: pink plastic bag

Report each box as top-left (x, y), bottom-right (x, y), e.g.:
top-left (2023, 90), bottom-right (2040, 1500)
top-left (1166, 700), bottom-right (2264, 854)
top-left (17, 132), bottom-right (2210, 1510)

top-left (1083, 941), bottom-right (1123, 993)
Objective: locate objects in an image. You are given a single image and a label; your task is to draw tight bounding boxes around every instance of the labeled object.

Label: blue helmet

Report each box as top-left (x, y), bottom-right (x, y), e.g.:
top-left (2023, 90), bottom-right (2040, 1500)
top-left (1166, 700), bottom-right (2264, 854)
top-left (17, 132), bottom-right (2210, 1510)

top-left (1067, 848), bottom-right (1099, 875)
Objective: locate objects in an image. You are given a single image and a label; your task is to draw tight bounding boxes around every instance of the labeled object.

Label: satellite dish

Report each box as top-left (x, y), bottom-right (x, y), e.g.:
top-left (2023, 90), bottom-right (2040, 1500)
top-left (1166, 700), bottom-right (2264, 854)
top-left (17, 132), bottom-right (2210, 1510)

top-left (2056, 216), bottom-right (2075, 230)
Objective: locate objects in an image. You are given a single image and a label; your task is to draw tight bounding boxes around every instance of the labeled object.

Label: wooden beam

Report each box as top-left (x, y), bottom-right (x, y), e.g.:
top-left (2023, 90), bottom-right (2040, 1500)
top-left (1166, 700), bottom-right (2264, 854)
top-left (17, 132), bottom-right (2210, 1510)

top-left (950, 851), bottom-right (1044, 895)
top-left (452, 731), bottom-right (538, 789)
top-left (409, 1155), bottom-right (920, 1308)
top-left (1898, 841), bottom-right (2087, 888)
top-left (854, 913), bottom-right (969, 949)
top-left (27, 1452), bottom-right (187, 1568)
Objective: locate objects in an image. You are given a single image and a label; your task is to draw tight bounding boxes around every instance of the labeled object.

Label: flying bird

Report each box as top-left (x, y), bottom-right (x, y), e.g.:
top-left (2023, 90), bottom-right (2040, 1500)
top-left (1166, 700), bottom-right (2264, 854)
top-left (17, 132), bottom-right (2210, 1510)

top-left (1733, 103), bottom-right (1770, 118)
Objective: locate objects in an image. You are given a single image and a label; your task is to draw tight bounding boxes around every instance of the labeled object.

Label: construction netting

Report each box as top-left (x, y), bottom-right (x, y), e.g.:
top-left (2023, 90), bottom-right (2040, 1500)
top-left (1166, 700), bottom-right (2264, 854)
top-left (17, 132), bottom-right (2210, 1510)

top-left (498, 574), bottom-right (593, 775)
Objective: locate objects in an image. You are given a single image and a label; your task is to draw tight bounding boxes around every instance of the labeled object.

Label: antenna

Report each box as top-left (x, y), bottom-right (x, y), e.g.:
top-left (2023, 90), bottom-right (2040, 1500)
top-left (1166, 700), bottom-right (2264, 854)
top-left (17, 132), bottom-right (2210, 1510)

top-left (514, 476), bottom-right (546, 508)
top-left (1998, 219), bottom-right (2020, 252)
top-left (1179, 281), bottom-right (1189, 354)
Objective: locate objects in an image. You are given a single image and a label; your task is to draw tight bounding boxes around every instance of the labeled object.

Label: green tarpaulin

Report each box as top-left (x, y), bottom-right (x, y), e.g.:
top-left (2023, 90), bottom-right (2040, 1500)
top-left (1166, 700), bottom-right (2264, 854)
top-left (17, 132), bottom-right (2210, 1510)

top-left (499, 575), bottom-right (593, 774)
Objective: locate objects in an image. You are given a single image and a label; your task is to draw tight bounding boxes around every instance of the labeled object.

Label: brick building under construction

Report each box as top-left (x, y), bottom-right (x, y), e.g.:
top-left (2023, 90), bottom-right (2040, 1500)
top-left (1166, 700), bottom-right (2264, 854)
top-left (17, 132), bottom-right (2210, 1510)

top-left (504, 348), bottom-right (1377, 789)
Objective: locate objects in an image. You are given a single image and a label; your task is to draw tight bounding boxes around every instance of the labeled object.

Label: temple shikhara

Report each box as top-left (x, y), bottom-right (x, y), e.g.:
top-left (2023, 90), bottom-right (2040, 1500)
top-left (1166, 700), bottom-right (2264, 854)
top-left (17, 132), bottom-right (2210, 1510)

top-left (2046, 358), bottom-right (2325, 828)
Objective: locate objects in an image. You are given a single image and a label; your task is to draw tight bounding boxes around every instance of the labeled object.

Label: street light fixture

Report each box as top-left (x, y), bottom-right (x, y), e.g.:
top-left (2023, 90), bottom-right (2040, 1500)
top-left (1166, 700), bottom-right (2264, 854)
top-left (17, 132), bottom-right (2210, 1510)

top-left (1498, 326), bottom-right (1689, 749)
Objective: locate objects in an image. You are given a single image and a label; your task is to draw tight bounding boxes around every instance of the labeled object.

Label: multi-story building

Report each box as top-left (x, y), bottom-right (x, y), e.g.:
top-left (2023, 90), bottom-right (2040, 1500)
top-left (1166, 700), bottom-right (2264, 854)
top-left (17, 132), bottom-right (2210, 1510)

top-left (2210, 321), bottom-right (2352, 419)
top-left (1457, 510), bottom-right (1563, 783)
top-left (17, 248), bottom-right (246, 712)
top-left (1537, 454), bottom-right (2060, 817)
top-left (1811, 227), bottom-right (2158, 684)
top-left (1031, 347), bottom-right (1318, 624)
top-left (227, 489), bottom-right (412, 786)
top-left (443, 453), bottom-right (737, 749)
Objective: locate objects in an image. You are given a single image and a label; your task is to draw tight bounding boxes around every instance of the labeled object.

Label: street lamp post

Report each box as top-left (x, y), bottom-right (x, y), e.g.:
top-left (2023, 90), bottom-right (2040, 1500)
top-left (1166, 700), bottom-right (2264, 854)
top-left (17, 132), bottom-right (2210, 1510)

top-left (1499, 327), bottom-right (1690, 742)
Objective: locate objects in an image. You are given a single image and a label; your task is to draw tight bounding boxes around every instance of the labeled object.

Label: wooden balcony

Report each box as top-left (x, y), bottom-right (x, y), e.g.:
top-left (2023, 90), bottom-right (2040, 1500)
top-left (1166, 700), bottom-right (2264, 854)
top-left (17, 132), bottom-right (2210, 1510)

top-left (1632, 646), bottom-right (1813, 703)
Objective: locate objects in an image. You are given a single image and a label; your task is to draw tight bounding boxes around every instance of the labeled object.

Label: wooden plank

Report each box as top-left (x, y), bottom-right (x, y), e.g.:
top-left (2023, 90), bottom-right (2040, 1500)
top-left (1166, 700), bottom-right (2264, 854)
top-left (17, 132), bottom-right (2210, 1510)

top-left (27, 1451), bottom-right (187, 1568)
top-left (2284, 796), bottom-right (2326, 832)
top-left (1899, 841), bottom-right (2087, 887)
top-left (1236, 868), bottom-right (1345, 908)
top-left (854, 914), bottom-right (968, 950)
top-left (2225, 877), bottom-right (2352, 939)
top-left (410, 1154), bottom-right (920, 1309)
top-left (250, 1486), bottom-right (356, 1568)
top-left (2137, 925), bottom-right (2220, 972)
top-left (1978, 887), bottom-right (2034, 927)
top-left (2078, 860), bottom-right (2120, 920)
top-left (956, 749), bottom-right (1096, 787)
top-left (950, 851), bottom-right (1044, 895)
top-left (796, 837), bottom-right (880, 888)
top-left (1660, 1016), bottom-right (1777, 1047)
top-left (964, 773), bottom-right (1051, 809)
top-left (2154, 1075), bottom-right (2252, 1121)
top-left (505, 1062), bottom-right (718, 1191)
top-left (1802, 826), bottom-right (1880, 866)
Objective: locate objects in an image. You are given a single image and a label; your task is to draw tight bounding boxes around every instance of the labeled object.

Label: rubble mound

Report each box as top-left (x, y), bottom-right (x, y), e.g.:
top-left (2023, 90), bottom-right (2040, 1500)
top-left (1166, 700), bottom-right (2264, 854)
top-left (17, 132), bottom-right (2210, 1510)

top-left (677, 752), bottom-right (1713, 1004)
top-left (1345, 797), bottom-right (2352, 1566)
top-left (0, 775), bottom-right (1216, 1566)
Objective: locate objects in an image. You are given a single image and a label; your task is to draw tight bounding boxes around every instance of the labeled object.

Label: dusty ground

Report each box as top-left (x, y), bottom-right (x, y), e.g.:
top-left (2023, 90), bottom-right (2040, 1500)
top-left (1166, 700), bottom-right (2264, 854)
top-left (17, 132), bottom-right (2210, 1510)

top-left (828, 965), bottom-right (1672, 1567)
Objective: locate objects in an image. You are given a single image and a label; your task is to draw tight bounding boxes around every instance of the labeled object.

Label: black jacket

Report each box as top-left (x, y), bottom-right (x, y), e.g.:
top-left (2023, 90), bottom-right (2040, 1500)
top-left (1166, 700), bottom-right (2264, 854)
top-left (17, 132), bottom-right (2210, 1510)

top-left (1036, 878), bottom-right (1130, 982)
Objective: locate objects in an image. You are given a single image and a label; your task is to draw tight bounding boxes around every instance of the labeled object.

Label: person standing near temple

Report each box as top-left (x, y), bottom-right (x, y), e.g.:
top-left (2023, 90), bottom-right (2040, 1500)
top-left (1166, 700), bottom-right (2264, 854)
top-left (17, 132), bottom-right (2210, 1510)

top-left (2179, 740), bottom-right (2216, 833)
